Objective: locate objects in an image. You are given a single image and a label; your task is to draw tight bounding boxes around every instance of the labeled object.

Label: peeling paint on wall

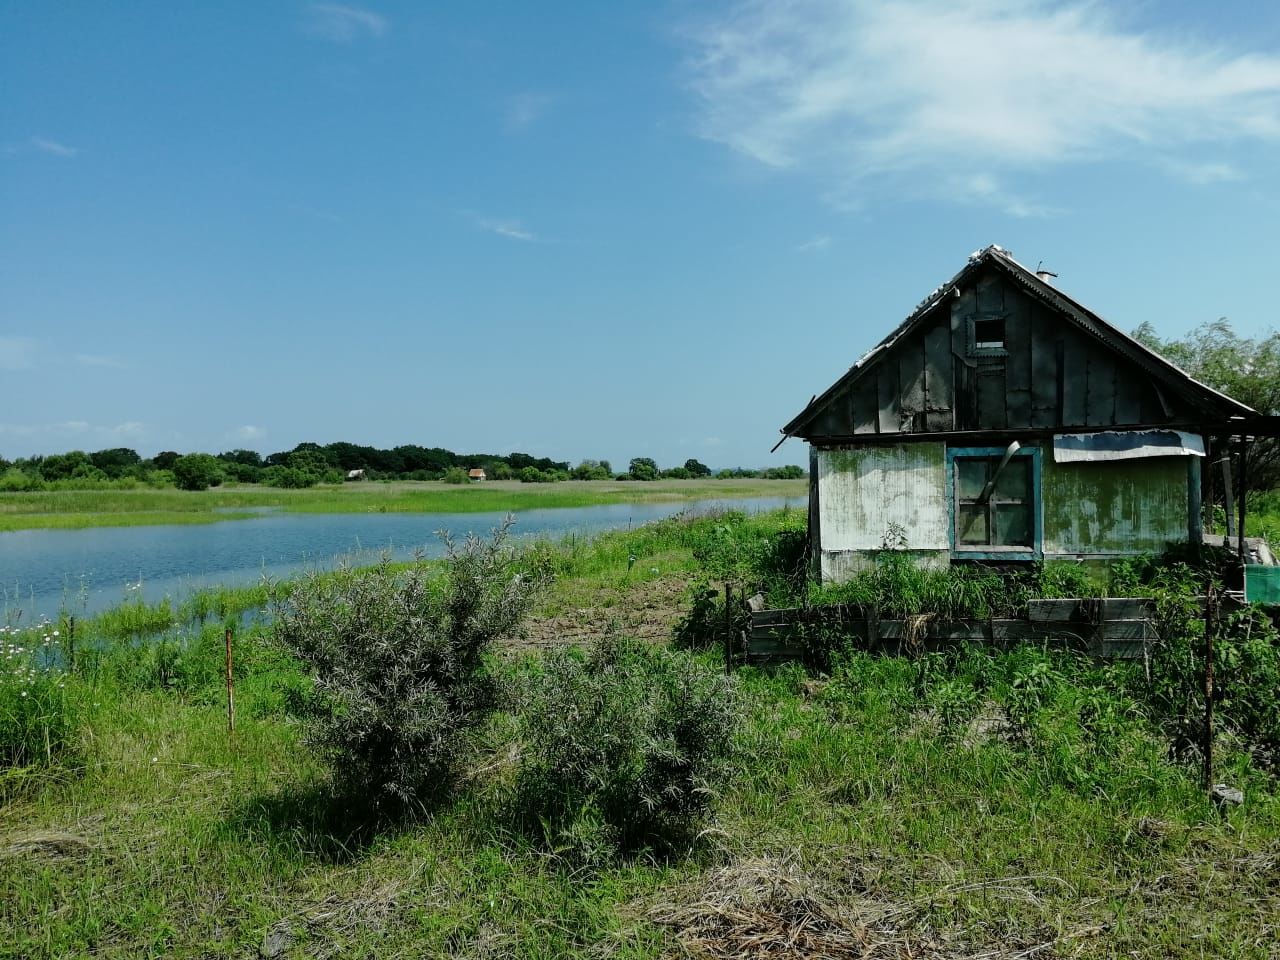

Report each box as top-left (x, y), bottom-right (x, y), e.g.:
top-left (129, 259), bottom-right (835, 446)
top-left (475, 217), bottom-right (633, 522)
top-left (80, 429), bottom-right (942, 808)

top-left (1042, 453), bottom-right (1189, 555)
top-left (816, 443), bottom-right (948, 554)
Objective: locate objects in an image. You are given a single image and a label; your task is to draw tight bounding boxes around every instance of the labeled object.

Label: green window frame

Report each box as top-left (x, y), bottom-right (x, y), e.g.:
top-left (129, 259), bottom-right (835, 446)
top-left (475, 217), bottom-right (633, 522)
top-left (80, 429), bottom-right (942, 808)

top-left (946, 446), bottom-right (1042, 559)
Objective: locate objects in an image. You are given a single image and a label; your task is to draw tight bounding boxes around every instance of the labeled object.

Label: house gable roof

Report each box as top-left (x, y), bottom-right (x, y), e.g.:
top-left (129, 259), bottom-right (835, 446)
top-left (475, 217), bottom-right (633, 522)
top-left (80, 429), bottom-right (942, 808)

top-left (780, 245), bottom-right (1254, 441)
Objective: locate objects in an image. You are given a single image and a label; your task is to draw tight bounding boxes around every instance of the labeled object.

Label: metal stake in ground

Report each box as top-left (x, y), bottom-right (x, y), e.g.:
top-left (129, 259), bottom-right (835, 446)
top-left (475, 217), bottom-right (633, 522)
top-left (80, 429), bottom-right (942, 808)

top-left (724, 583), bottom-right (733, 674)
top-left (225, 627), bottom-right (236, 736)
top-left (1203, 584), bottom-right (1216, 796)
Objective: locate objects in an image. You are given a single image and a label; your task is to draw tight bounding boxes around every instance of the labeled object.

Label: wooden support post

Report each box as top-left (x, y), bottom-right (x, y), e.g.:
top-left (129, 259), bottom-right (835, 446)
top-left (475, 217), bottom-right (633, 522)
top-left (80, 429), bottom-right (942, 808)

top-left (1221, 447), bottom-right (1236, 539)
top-left (1201, 432), bottom-right (1214, 538)
top-left (1203, 585), bottom-right (1216, 796)
top-left (225, 627), bottom-right (236, 736)
top-left (724, 583), bottom-right (734, 674)
top-left (1237, 435), bottom-right (1249, 563)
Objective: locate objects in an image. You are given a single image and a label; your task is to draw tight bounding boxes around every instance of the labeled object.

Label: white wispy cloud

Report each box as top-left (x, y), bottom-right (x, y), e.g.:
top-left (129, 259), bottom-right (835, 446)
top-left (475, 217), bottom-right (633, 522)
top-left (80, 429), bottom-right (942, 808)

top-left (74, 353), bottom-right (126, 369)
top-left (305, 3), bottom-right (387, 42)
top-left (796, 234), bottom-right (832, 253)
top-left (0, 337), bottom-right (39, 371)
top-left (233, 425), bottom-right (267, 441)
top-left (684, 0), bottom-right (1280, 208)
top-left (30, 136), bottom-right (78, 158)
top-left (473, 215), bottom-right (538, 242)
top-left (505, 92), bottom-right (554, 132)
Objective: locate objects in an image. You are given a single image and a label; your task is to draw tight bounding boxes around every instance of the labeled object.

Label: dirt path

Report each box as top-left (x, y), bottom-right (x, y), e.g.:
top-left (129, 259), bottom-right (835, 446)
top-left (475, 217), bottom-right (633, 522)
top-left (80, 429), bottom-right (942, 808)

top-left (518, 576), bottom-right (689, 651)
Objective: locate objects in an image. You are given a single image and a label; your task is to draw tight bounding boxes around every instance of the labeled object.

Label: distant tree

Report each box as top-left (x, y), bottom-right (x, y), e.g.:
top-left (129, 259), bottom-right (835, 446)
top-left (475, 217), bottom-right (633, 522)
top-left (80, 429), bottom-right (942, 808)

top-left (89, 447), bottom-right (141, 478)
top-left (662, 466), bottom-right (692, 480)
top-left (38, 451), bottom-right (92, 481)
top-left (628, 457), bottom-right (659, 481)
top-left (571, 459), bottom-right (612, 481)
top-left (172, 453), bottom-right (223, 491)
top-left (683, 458), bottom-right (711, 478)
top-left (218, 449), bottom-right (263, 467)
top-left (1135, 319), bottom-right (1280, 492)
top-left (442, 467), bottom-right (469, 484)
top-left (152, 450), bottom-right (181, 472)
top-left (762, 464), bottom-right (805, 479)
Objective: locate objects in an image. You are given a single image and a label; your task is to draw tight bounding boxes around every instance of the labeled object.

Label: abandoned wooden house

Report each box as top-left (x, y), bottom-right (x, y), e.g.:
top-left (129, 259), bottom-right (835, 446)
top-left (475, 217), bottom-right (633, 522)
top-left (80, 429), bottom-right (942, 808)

top-left (779, 245), bottom-right (1261, 582)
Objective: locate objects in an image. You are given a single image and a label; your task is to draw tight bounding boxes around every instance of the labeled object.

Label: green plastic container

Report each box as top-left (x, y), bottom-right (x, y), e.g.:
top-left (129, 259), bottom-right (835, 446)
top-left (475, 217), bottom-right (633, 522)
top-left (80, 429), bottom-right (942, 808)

top-left (1245, 565), bottom-right (1280, 605)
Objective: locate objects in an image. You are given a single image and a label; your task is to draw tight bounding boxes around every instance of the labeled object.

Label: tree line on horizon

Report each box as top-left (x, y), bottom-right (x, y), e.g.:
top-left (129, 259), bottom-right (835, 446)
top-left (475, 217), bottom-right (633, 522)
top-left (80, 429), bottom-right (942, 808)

top-left (0, 441), bottom-right (803, 492)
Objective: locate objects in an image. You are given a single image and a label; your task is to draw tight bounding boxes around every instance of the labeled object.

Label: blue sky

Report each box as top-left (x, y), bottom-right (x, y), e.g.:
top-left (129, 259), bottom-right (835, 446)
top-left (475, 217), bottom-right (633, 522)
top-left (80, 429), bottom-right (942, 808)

top-left (3, 1), bottom-right (1280, 467)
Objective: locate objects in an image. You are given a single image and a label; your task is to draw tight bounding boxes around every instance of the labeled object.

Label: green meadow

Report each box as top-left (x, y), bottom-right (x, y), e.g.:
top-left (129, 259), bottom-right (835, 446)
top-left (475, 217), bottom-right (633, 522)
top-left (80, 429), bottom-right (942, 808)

top-left (2, 508), bottom-right (1278, 959)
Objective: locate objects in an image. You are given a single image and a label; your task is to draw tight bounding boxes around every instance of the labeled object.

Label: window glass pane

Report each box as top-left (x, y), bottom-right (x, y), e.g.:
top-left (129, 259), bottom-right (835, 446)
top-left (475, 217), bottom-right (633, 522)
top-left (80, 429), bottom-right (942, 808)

top-left (974, 317), bottom-right (1005, 348)
top-left (957, 503), bottom-right (988, 545)
top-left (993, 503), bottom-right (1031, 547)
top-left (957, 459), bottom-right (988, 499)
top-left (993, 458), bottom-right (1030, 501)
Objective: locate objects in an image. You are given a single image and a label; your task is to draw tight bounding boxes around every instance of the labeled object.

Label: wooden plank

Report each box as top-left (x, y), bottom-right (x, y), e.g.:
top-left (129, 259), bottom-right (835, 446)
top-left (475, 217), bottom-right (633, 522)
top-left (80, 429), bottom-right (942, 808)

top-left (1006, 389), bottom-right (1032, 428)
top-left (877, 359), bottom-right (901, 433)
top-left (853, 376), bottom-right (878, 434)
top-left (1085, 347), bottom-right (1117, 426)
top-left (899, 336), bottom-right (926, 433)
top-left (1113, 363), bottom-right (1143, 424)
top-left (751, 609), bottom-right (797, 626)
top-left (951, 287), bottom-right (976, 430)
top-left (1029, 307), bottom-right (1059, 428)
top-left (1100, 620), bottom-right (1153, 641)
top-left (990, 620), bottom-right (1041, 642)
top-left (1101, 598), bottom-right (1155, 619)
top-left (1004, 290), bottom-right (1033, 418)
top-left (1028, 598), bottom-right (1083, 621)
top-left (976, 271), bottom-right (1004, 314)
top-left (750, 625), bottom-right (804, 643)
top-left (746, 635), bottom-right (805, 654)
top-left (976, 367), bottom-right (1008, 430)
top-left (924, 320), bottom-right (953, 431)
top-left (1061, 330), bottom-right (1089, 425)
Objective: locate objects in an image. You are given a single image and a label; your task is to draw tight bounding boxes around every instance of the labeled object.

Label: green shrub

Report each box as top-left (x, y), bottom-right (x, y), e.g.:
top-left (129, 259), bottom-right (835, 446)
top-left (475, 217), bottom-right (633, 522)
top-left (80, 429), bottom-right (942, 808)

top-left (172, 453), bottom-right (223, 491)
top-left (442, 467), bottom-right (469, 484)
top-left (516, 636), bottom-right (738, 857)
top-left (273, 521), bottom-right (543, 815)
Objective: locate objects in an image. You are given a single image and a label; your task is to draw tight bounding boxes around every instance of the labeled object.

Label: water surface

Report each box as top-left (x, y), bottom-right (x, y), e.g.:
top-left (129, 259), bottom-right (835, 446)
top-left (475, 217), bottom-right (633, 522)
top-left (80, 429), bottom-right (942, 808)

top-left (0, 497), bottom-right (803, 623)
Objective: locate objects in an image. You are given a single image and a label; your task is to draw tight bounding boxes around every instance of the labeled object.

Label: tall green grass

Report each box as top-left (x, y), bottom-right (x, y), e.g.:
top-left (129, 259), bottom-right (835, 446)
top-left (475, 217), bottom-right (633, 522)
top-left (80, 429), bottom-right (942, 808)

top-left (2, 508), bottom-right (1278, 958)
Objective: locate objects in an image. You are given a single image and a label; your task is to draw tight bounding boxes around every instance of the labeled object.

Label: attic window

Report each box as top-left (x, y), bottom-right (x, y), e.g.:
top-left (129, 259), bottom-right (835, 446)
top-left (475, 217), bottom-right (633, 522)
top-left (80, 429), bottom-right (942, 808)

top-left (973, 317), bottom-right (1005, 350)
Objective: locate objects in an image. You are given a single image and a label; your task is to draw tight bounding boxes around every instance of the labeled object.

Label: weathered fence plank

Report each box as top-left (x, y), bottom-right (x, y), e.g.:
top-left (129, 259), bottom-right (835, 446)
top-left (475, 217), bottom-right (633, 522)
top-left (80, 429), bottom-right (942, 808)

top-left (733, 598), bottom-right (1167, 667)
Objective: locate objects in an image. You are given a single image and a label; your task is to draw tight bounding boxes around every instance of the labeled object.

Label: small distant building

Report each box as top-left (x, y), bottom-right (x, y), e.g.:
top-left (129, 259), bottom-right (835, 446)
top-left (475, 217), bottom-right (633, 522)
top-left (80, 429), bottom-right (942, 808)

top-left (345, 469), bottom-right (366, 481)
top-left (468, 468), bottom-right (487, 482)
top-left (778, 245), bottom-right (1262, 581)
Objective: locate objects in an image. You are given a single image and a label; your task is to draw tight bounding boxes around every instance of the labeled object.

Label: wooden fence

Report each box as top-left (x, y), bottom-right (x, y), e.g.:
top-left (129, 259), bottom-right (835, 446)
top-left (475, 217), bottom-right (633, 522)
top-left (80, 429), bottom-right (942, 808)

top-left (733, 597), bottom-right (1164, 668)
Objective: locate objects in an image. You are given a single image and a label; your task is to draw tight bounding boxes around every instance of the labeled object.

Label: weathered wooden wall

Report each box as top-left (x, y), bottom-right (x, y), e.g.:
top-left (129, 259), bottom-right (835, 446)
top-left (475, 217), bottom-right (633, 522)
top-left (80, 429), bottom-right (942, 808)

top-left (801, 264), bottom-right (1196, 440)
top-left (814, 443), bottom-right (950, 579)
top-left (1042, 455), bottom-right (1193, 556)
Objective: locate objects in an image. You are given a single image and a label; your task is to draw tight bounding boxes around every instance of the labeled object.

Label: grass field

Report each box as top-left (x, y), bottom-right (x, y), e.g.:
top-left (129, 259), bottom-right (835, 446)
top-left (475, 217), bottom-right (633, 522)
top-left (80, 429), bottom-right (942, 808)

top-left (2, 509), bottom-right (1278, 958)
top-left (0, 477), bottom-right (806, 532)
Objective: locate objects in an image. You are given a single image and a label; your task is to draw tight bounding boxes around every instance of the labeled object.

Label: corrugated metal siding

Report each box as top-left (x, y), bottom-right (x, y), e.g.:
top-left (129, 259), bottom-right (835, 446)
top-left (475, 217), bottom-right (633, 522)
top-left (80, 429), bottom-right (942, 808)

top-left (816, 443), bottom-right (949, 553)
top-left (1042, 454), bottom-right (1190, 555)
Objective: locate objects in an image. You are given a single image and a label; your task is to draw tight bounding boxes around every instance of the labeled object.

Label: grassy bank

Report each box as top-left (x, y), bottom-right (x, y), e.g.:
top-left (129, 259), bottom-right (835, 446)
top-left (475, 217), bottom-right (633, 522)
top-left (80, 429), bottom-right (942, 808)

top-left (3, 510), bottom-right (1279, 958)
top-left (0, 477), bottom-right (805, 532)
